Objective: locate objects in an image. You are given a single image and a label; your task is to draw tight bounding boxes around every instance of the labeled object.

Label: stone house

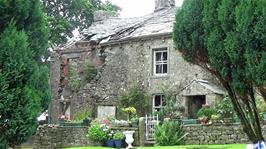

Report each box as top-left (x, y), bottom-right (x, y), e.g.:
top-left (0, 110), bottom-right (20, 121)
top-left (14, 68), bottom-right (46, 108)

top-left (49, 0), bottom-right (225, 123)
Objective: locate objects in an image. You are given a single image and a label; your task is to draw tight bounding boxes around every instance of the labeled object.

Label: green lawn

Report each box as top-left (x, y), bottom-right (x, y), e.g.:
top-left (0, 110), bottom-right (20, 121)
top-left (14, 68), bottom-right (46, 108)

top-left (65, 144), bottom-right (246, 149)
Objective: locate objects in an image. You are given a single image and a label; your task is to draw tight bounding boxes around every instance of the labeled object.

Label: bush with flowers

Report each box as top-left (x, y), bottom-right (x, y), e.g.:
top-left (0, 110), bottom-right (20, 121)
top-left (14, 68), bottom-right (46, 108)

top-left (88, 123), bottom-right (110, 144)
top-left (122, 107), bottom-right (137, 120)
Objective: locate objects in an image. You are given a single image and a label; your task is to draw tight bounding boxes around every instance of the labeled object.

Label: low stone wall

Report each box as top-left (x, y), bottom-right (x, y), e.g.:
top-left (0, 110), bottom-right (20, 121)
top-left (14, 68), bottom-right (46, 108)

top-left (33, 125), bottom-right (89, 149)
top-left (184, 124), bottom-right (266, 144)
top-left (33, 124), bottom-right (140, 149)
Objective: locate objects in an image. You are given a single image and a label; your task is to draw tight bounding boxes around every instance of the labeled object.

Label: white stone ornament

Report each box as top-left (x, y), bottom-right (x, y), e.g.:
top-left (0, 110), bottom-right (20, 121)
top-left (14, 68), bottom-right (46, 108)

top-left (123, 131), bottom-right (135, 149)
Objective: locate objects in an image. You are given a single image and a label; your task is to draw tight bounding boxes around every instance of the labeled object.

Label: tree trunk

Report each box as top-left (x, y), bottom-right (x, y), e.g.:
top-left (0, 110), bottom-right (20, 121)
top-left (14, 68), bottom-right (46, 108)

top-left (222, 82), bottom-right (264, 143)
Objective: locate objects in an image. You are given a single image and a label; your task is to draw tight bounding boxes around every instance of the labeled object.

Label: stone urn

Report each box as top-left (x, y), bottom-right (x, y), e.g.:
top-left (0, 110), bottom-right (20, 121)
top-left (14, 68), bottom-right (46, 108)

top-left (123, 131), bottom-right (135, 149)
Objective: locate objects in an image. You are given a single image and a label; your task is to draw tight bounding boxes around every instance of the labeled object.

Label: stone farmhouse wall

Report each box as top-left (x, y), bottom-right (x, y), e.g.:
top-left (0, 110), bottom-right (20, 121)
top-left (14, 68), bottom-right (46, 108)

top-left (50, 35), bottom-right (218, 122)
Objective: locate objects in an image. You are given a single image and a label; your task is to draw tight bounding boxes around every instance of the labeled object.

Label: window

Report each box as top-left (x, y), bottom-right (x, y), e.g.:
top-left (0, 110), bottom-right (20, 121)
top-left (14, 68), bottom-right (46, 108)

top-left (153, 49), bottom-right (168, 75)
top-left (153, 95), bottom-right (165, 112)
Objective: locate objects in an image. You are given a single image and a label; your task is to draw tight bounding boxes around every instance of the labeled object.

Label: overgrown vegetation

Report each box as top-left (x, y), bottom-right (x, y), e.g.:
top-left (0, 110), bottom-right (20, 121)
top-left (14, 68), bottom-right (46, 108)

top-left (68, 67), bottom-right (81, 91)
top-left (84, 60), bottom-right (97, 82)
top-left (118, 85), bottom-right (150, 116)
top-left (75, 109), bottom-right (93, 122)
top-left (155, 121), bottom-right (187, 146)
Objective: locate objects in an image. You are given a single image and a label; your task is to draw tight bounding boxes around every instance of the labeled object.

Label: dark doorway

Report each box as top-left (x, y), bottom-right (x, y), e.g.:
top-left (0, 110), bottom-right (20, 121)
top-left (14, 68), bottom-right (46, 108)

top-left (186, 95), bottom-right (206, 119)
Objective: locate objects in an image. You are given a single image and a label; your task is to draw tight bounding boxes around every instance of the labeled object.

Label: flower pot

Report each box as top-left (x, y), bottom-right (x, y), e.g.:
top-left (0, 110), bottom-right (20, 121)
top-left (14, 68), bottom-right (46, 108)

top-left (106, 140), bottom-right (115, 148)
top-left (114, 139), bottom-right (123, 148)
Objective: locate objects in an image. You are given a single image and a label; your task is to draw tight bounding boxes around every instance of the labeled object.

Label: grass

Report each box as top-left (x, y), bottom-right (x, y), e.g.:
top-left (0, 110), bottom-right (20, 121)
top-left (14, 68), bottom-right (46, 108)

top-left (65, 144), bottom-right (246, 149)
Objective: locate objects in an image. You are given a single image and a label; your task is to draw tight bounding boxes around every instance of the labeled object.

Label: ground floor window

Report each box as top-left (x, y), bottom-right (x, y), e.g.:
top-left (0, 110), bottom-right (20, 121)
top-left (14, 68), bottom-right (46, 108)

top-left (153, 94), bottom-right (165, 112)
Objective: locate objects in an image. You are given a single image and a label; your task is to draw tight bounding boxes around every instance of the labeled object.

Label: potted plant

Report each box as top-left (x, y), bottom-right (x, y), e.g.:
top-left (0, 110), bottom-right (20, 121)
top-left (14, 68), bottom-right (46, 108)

top-left (130, 116), bottom-right (139, 127)
top-left (198, 116), bottom-right (208, 124)
top-left (106, 130), bottom-right (115, 148)
top-left (88, 124), bottom-right (109, 146)
top-left (210, 114), bottom-right (221, 125)
top-left (197, 104), bottom-right (217, 124)
top-left (113, 131), bottom-right (125, 148)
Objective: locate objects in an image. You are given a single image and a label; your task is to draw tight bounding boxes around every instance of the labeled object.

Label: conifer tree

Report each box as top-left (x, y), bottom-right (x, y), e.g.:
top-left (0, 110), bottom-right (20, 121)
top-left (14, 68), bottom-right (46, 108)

top-left (173, 0), bottom-right (266, 143)
top-left (0, 0), bottom-right (50, 148)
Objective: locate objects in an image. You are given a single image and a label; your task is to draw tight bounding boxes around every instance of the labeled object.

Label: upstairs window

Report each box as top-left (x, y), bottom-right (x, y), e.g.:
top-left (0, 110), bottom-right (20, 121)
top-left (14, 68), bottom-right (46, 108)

top-left (154, 49), bottom-right (168, 75)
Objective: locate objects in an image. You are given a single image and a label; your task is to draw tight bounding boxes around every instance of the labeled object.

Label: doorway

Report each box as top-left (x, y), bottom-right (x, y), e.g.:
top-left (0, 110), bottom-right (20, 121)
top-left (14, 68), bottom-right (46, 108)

top-left (186, 95), bottom-right (206, 119)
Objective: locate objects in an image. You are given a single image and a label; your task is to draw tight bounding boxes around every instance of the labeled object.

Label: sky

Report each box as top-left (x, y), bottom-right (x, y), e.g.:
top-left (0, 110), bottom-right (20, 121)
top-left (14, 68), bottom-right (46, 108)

top-left (105, 0), bottom-right (184, 18)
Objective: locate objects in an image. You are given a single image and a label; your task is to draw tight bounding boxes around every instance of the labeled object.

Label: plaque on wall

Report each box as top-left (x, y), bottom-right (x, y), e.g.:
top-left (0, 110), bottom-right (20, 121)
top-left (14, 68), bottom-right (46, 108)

top-left (97, 106), bottom-right (116, 118)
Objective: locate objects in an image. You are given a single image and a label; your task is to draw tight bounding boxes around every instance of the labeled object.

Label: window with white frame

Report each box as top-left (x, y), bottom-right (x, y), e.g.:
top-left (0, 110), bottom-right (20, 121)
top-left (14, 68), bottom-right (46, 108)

top-left (153, 94), bottom-right (165, 112)
top-left (153, 49), bottom-right (168, 75)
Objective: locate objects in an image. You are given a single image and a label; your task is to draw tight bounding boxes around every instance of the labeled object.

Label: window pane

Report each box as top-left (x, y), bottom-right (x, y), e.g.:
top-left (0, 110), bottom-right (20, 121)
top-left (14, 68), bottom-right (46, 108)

top-left (163, 52), bottom-right (167, 60)
top-left (155, 52), bottom-right (162, 61)
top-left (156, 65), bottom-right (162, 73)
top-left (163, 64), bottom-right (167, 73)
top-left (155, 95), bottom-right (161, 106)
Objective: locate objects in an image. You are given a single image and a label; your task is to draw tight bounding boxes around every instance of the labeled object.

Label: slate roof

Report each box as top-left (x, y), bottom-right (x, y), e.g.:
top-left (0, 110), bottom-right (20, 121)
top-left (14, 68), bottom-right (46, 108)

top-left (62, 7), bottom-right (177, 49)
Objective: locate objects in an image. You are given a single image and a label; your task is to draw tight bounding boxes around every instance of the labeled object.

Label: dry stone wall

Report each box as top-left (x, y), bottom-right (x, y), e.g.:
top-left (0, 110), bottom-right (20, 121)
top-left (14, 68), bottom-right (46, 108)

top-left (183, 124), bottom-right (266, 144)
top-left (33, 125), bottom-right (89, 149)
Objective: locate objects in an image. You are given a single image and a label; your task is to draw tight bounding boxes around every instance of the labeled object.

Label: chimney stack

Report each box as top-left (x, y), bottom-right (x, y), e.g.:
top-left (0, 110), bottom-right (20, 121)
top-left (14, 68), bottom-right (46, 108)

top-left (154, 0), bottom-right (175, 12)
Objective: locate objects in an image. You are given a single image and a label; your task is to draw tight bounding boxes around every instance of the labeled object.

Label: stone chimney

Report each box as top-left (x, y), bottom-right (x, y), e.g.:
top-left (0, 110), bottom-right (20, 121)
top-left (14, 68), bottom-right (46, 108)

top-left (94, 10), bottom-right (115, 22)
top-left (154, 0), bottom-right (175, 12)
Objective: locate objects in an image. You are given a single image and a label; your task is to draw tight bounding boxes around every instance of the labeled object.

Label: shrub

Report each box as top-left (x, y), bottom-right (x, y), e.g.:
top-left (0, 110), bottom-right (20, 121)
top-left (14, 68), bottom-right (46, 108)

top-left (197, 104), bottom-right (217, 120)
top-left (88, 124), bottom-right (109, 142)
top-left (155, 121), bottom-right (187, 146)
top-left (118, 85), bottom-right (150, 116)
top-left (216, 95), bottom-right (234, 118)
top-left (75, 109), bottom-right (92, 122)
top-left (113, 131), bottom-right (125, 140)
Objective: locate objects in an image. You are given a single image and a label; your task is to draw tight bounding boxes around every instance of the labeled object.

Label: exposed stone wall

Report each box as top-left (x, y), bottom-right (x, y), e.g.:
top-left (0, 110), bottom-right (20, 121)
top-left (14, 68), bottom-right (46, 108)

top-left (33, 125), bottom-right (89, 149)
top-left (184, 124), bottom-right (266, 144)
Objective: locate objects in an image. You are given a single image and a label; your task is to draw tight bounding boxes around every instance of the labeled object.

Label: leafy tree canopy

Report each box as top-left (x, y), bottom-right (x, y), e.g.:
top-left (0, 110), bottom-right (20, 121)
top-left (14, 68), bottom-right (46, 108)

top-left (173, 0), bottom-right (266, 143)
top-left (43, 0), bottom-right (121, 45)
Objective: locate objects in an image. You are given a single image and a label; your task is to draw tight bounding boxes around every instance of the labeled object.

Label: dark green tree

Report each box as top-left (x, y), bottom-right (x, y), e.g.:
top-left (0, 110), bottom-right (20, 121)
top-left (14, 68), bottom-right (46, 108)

top-left (0, 23), bottom-right (41, 148)
top-left (0, 0), bottom-right (50, 148)
top-left (173, 0), bottom-right (266, 143)
top-left (43, 0), bottom-right (121, 45)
